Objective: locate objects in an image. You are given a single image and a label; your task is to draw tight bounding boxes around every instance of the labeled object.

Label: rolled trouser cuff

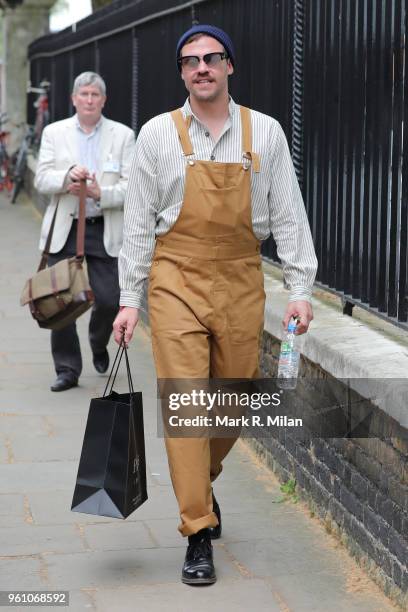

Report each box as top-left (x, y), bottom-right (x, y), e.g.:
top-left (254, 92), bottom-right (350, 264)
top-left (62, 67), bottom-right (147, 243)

top-left (178, 511), bottom-right (219, 537)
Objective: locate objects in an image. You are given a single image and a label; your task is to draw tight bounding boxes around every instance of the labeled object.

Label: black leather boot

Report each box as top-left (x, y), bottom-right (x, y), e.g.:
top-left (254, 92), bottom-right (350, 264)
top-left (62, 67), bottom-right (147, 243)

top-left (50, 373), bottom-right (78, 392)
top-left (92, 349), bottom-right (109, 374)
top-left (182, 528), bottom-right (216, 585)
top-left (208, 491), bottom-right (222, 539)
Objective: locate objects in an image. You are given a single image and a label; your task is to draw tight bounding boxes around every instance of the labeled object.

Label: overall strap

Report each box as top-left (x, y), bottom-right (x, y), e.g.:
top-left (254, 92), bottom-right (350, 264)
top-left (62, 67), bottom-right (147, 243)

top-left (240, 106), bottom-right (260, 173)
top-left (171, 109), bottom-right (194, 157)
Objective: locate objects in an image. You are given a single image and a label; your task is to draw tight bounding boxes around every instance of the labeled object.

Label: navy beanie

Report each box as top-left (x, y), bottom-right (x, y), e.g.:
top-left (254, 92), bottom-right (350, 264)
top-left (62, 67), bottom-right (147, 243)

top-left (176, 24), bottom-right (235, 71)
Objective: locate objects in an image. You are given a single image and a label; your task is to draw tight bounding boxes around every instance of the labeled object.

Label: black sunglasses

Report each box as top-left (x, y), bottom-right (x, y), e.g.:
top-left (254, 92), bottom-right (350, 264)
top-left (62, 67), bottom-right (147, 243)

top-left (177, 51), bottom-right (229, 70)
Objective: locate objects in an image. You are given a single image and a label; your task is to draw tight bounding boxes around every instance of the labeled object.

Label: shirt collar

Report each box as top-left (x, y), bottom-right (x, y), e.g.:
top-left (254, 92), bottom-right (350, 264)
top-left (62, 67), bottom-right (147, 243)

top-left (74, 114), bottom-right (104, 135)
top-left (182, 96), bottom-right (237, 122)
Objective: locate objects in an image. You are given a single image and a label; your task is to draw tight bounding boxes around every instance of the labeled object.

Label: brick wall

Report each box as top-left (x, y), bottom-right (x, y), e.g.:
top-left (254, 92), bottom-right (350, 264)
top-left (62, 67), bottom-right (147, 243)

top-left (249, 331), bottom-right (408, 609)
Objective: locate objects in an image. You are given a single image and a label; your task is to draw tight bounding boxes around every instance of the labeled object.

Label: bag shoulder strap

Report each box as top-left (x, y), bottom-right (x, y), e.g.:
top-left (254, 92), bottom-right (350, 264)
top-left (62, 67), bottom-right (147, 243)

top-left (37, 178), bottom-right (87, 272)
top-left (76, 179), bottom-right (86, 259)
top-left (38, 198), bottom-right (60, 272)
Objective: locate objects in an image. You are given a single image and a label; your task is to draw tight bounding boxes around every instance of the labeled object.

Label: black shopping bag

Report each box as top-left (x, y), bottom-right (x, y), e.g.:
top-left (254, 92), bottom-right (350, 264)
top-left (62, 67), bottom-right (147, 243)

top-left (71, 344), bottom-right (147, 518)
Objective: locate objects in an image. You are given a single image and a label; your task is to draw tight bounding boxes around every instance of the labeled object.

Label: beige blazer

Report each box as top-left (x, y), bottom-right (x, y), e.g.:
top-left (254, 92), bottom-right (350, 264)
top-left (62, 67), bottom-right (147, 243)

top-left (35, 115), bottom-right (135, 257)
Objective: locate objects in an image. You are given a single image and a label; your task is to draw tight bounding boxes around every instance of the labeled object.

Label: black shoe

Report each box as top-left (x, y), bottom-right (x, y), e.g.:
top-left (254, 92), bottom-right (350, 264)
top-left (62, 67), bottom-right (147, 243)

top-left (209, 491), bottom-right (222, 540)
top-left (93, 349), bottom-right (109, 374)
top-left (182, 528), bottom-right (216, 585)
top-left (51, 374), bottom-right (78, 392)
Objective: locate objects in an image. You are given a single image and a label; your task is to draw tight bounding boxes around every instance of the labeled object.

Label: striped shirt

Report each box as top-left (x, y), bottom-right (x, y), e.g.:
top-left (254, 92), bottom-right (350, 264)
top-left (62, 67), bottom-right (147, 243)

top-left (119, 97), bottom-right (317, 309)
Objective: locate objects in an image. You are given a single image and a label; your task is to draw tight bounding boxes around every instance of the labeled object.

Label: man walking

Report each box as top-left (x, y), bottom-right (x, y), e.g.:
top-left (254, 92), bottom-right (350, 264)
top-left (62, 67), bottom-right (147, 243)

top-left (35, 71), bottom-right (135, 392)
top-left (113, 26), bottom-right (317, 584)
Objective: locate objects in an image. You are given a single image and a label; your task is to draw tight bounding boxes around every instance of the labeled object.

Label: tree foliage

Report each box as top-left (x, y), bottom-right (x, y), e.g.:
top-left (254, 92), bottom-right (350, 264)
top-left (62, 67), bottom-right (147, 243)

top-left (92, 0), bottom-right (113, 11)
top-left (51, 0), bottom-right (69, 12)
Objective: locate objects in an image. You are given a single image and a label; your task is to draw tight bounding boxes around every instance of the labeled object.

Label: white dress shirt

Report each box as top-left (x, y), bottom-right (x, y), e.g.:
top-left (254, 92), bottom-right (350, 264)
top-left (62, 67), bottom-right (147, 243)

top-left (74, 114), bottom-right (102, 218)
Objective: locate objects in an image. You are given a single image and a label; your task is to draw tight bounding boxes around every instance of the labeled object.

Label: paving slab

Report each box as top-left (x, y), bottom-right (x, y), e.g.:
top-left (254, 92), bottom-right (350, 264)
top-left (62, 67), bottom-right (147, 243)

top-left (263, 571), bottom-right (391, 612)
top-left (0, 414), bottom-right (54, 436)
top-left (25, 485), bottom-right (180, 526)
top-left (26, 490), bottom-right (109, 526)
top-left (0, 493), bottom-right (27, 528)
top-left (82, 521), bottom-right (156, 552)
top-left (0, 524), bottom-right (85, 556)
top-left (0, 461), bottom-right (77, 493)
top-left (5, 432), bottom-right (83, 463)
top-left (90, 579), bottom-right (283, 612)
top-left (65, 590), bottom-right (95, 611)
top-left (224, 537), bottom-right (341, 577)
top-left (44, 547), bottom-right (240, 590)
top-left (0, 557), bottom-right (47, 591)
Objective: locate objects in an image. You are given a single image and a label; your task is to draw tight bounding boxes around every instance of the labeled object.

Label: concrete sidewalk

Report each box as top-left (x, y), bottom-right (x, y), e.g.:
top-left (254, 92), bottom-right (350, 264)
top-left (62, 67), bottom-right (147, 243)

top-left (0, 193), bottom-right (399, 612)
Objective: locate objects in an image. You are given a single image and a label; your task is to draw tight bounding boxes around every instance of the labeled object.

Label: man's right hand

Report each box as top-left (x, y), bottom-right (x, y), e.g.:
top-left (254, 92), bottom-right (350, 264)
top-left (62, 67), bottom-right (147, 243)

top-left (113, 307), bottom-right (139, 346)
top-left (69, 165), bottom-right (89, 182)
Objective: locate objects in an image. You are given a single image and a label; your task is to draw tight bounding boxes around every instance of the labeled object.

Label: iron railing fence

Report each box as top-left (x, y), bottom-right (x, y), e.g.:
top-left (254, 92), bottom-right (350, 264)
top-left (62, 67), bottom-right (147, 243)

top-left (28, 0), bottom-right (408, 328)
top-left (306, 0), bottom-right (407, 327)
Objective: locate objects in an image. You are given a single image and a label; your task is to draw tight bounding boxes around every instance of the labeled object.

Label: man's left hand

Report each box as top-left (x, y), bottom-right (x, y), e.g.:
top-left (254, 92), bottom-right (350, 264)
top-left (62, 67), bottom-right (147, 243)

top-left (67, 173), bottom-right (101, 201)
top-left (282, 300), bottom-right (313, 335)
top-left (86, 173), bottom-right (101, 201)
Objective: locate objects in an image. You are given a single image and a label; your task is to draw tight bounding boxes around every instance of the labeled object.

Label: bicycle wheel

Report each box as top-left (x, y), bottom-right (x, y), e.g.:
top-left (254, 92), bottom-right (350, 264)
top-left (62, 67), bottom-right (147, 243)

top-left (0, 143), bottom-right (12, 192)
top-left (11, 177), bottom-right (23, 203)
top-left (11, 147), bottom-right (27, 204)
top-left (0, 143), bottom-right (7, 185)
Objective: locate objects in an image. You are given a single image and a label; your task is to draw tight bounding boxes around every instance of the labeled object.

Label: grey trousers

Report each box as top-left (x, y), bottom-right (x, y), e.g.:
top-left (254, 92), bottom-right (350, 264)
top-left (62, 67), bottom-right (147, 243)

top-left (47, 217), bottom-right (120, 379)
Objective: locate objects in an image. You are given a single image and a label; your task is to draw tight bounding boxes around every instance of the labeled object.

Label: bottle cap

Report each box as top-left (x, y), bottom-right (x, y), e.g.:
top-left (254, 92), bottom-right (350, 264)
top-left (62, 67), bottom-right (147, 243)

top-left (288, 320), bottom-right (297, 332)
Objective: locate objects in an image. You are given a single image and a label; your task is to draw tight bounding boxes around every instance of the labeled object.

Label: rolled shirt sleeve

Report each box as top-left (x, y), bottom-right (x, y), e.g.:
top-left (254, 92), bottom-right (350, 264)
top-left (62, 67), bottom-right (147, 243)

top-left (268, 123), bottom-right (317, 302)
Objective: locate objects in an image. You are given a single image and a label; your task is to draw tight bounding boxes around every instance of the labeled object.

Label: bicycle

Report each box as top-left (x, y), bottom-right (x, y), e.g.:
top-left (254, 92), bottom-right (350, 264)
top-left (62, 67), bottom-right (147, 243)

top-left (11, 124), bottom-right (35, 204)
top-left (28, 79), bottom-right (50, 150)
top-left (0, 113), bottom-right (14, 193)
top-left (11, 79), bottom-right (50, 203)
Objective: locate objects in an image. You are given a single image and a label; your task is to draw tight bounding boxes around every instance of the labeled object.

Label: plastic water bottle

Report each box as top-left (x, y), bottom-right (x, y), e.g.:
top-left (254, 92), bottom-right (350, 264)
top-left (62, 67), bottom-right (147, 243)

top-left (277, 319), bottom-right (300, 389)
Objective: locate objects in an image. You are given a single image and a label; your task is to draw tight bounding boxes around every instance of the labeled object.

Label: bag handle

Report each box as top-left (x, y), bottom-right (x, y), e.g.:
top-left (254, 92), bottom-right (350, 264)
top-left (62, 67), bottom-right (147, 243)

top-left (124, 346), bottom-right (135, 395)
top-left (103, 343), bottom-right (124, 396)
top-left (76, 179), bottom-right (87, 259)
top-left (103, 340), bottom-right (135, 397)
top-left (38, 178), bottom-right (87, 272)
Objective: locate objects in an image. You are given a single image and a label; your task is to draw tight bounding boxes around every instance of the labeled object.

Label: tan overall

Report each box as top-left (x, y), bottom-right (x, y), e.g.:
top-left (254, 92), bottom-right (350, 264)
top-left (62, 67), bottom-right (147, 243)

top-left (148, 106), bottom-right (265, 535)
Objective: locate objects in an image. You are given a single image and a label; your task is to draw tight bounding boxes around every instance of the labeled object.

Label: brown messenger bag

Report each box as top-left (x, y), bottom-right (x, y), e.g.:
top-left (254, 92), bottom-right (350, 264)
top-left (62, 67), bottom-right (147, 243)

top-left (20, 179), bottom-right (94, 330)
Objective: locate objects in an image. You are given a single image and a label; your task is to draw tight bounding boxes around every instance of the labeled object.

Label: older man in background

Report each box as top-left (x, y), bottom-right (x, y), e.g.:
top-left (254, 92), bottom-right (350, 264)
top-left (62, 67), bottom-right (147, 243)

top-left (35, 71), bottom-right (135, 391)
